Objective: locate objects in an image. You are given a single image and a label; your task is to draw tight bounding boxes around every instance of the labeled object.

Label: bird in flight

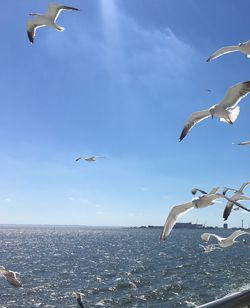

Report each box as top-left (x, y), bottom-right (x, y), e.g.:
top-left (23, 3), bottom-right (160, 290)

top-left (207, 40), bottom-right (250, 62)
top-left (222, 182), bottom-right (250, 221)
top-left (75, 156), bottom-right (106, 162)
top-left (232, 141), bottom-right (250, 146)
top-left (0, 266), bottom-right (22, 288)
top-left (179, 81), bottom-right (250, 141)
top-left (201, 230), bottom-right (249, 248)
top-left (73, 292), bottom-right (85, 308)
top-left (26, 3), bottom-right (79, 44)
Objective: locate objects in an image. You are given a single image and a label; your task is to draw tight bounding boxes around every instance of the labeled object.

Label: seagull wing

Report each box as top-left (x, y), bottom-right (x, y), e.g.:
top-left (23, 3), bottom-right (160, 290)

top-left (235, 141), bottom-right (250, 146)
top-left (226, 230), bottom-right (249, 242)
top-left (75, 157), bottom-right (83, 162)
top-left (201, 232), bottom-right (224, 242)
top-left (239, 182), bottom-right (250, 192)
top-left (5, 273), bottom-right (22, 288)
top-left (26, 20), bottom-right (46, 44)
top-left (219, 81), bottom-right (250, 109)
top-left (160, 202), bottom-right (193, 241)
top-left (191, 188), bottom-right (208, 195)
top-left (209, 187), bottom-right (220, 194)
top-left (223, 200), bottom-right (234, 221)
top-left (206, 45), bottom-right (239, 62)
top-left (179, 110), bottom-right (211, 141)
top-left (47, 4), bottom-right (79, 22)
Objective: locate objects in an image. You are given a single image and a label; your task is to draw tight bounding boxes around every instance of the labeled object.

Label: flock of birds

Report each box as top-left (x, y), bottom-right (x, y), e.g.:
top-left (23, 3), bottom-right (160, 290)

top-left (2, 2), bottom-right (250, 307)
top-left (160, 182), bottom-right (250, 247)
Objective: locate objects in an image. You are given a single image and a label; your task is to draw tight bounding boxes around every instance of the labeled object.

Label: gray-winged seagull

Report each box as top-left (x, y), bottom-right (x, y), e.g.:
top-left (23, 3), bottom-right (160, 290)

top-left (0, 266), bottom-right (22, 288)
top-left (160, 188), bottom-right (242, 241)
top-left (201, 230), bottom-right (249, 248)
top-left (179, 81), bottom-right (250, 141)
top-left (27, 3), bottom-right (79, 44)
top-left (222, 182), bottom-right (250, 220)
top-left (207, 40), bottom-right (250, 62)
top-left (75, 156), bottom-right (105, 162)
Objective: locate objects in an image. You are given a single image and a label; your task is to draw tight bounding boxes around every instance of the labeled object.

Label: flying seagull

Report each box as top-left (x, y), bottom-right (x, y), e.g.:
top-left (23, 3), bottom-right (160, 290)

top-left (179, 81), bottom-right (250, 141)
top-left (199, 244), bottom-right (222, 253)
top-left (0, 266), bottom-right (22, 288)
top-left (222, 182), bottom-right (250, 220)
top-left (26, 3), bottom-right (79, 44)
top-left (201, 230), bottom-right (249, 248)
top-left (73, 292), bottom-right (85, 308)
top-left (233, 141), bottom-right (250, 146)
top-left (160, 188), bottom-right (240, 241)
top-left (207, 40), bottom-right (250, 62)
top-left (75, 156), bottom-right (105, 162)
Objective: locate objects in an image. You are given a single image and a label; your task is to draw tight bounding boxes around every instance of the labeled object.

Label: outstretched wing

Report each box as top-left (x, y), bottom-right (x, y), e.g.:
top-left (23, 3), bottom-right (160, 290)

top-left (209, 187), bottom-right (220, 194)
top-left (47, 4), bottom-right (79, 22)
top-left (160, 202), bottom-right (193, 241)
top-left (227, 230), bottom-right (249, 242)
top-left (206, 45), bottom-right (239, 62)
top-left (201, 232), bottom-right (224, 242)
top-left (219, 81), bottom-right (250, 109)
top-left (26, 21), bottom-right (46, 44)
top-left (191, 188), bottom-right (207, 195)
top-left (223, 200), bottom-right (234, 221)
top-left (179, 110), bottom-right (211, 141)
top-left (234, 141), bottom-right (250, 146)
top-left (239, 182), bottom-right (250, 192)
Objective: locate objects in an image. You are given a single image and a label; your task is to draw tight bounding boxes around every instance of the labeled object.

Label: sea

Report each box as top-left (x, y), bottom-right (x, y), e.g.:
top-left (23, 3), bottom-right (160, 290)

top-left (0, 226), bottom-right (250, 308)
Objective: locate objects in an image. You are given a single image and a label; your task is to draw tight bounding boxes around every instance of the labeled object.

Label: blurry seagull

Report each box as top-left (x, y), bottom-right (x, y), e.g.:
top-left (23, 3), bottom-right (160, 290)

top-left (27, 3), bottom-right (79, 44)
top-left (179, 81), bottom-right (250, 141)
top-left (75, 156), bottom-right (105, 162)
top-left (73, 292), bottom-right (85, 308)
top-left (0, 266), bottom-right (22, 288)
top-left (222, 182), bottom-right (250, 220)
top-left (201, 230), bottom-right (249, 248)
top-left (207, 40), bottom-right (250, 62)
top-left (232, 141), bottom-right (250, 146)
top-left (160, 188), bottom-right (240, 241)
top-left (199, 244), bottom-right (222, 253)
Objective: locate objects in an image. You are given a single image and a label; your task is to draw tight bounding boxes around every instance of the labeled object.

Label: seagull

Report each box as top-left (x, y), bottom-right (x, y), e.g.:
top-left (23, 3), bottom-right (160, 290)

top-left (232, 141), bottom-right (250, 146)
top-left (201, 230), bottom-right (249, 248)
top-left (207, 40), bottom-right (250, 62)
top-left (222, 182), bottom-right (250, 220)
top-left (179, 81), bottom-right (250, 141)
top-left (73, 292), bottom-right (85, 308)
top-left (160, 188), bottom-right (240, 241)
top-left (26, 3), bottom-right (79, 44)
top-left (199, 244), bottom-right (222, 253)
top-left (75, 156), bottom-right (105, 162)
top-left (0, 266), bottom-right (22, 288)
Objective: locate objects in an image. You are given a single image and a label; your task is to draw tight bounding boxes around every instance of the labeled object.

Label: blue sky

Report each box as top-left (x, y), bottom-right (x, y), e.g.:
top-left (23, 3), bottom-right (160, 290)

top-left (1, 0), bottom-right (250, 227)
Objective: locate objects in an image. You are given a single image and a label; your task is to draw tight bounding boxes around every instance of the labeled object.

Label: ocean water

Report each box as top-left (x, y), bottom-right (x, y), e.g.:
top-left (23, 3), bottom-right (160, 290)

top-left (0, 226), bottom-right (250, 307)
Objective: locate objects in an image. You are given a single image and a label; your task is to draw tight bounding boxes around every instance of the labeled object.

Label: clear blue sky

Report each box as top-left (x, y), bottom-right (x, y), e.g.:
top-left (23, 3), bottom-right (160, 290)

top-left (1, 0), bottom-right (250, 227)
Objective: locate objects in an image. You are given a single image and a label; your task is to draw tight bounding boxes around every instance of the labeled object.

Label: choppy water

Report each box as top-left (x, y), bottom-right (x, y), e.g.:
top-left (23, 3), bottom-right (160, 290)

top-left (0, 226), bottom-right (250, 307)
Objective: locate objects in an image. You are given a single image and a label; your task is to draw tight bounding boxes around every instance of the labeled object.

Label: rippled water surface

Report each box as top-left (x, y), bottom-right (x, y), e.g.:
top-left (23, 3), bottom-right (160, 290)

top-left (0, 226), bottom-right (250, 307)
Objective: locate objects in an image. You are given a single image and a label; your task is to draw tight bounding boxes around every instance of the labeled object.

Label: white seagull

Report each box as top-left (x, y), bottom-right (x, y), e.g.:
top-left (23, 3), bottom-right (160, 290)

top-left (75, 156), bottom-right (105, 162)
top-left (160, 188), bottom-right (239, 241)
top-left (26, 3), bottom-right (79, 44)
top-left (222, 182), bottom-right (250, 221)
top-left (233, 141), bottom-right (250, 146)
top-left (207, 40), bottom-right (250, 62)
top-left (201, 230), bottom-right (249, 248)
top-left (0, 266), bottom-right (22, 288)
top-left (179, 81), bottom-right (250, 141)
top-left (199, 244), bottom-right (222, 253)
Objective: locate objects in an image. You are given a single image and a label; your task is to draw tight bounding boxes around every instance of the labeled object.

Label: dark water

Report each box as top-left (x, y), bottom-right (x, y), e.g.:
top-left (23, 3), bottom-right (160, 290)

top-left (0, 226), bottom-right (250, 307)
